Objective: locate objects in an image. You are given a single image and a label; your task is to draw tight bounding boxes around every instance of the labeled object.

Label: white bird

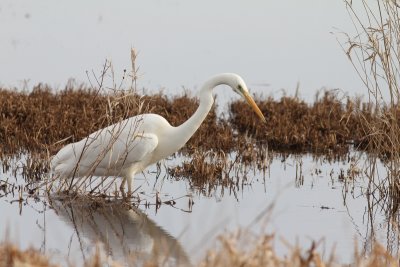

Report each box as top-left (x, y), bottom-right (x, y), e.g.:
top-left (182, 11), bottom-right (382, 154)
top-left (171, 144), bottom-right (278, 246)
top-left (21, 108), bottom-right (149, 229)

top-left (51, 73), bottom-right (266, 195)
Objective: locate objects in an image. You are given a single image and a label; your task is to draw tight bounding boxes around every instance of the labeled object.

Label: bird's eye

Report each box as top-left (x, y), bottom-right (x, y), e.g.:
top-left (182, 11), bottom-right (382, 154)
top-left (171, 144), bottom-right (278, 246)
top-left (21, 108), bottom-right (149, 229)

top-left (237, 84), bottom-right (242, 91)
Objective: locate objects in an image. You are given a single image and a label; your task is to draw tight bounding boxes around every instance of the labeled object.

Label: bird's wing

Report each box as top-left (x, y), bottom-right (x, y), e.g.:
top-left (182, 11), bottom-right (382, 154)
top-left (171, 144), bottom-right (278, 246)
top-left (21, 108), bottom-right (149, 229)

top-left (80, 130), bottom-right (159, 174)
top-left (51, 115), bottom-right (160, 177)
top-left (117, 132), bottom-right (159, 164)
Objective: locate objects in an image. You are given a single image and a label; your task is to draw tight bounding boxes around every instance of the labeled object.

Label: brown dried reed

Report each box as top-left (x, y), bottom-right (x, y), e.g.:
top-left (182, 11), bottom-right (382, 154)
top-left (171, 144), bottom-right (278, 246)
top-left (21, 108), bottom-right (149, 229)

top-left (232, 91), bottom-right (354, 154)
top-left (2, 84), bottom-right (398, 191)
top-left (0, 87), bottom-right (229, 156)
top-left (0, 242), bottom-right (58, 267)
top-left (198, 231), bottom-right (399, 267)
top-left (0, 232), bottom-right (398, 267)
top-left (231, 90), bottom-right (400, 157)
top-left (340, 0), bottom-right (400, 216)
top-left (2, 87), bottom-right (395, 159)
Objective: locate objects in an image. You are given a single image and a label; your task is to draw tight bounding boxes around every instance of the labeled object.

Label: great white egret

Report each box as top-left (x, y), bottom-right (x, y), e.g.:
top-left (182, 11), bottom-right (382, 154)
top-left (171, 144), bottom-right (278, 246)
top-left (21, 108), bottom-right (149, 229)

top-left (51, 73), bottom-right (266, 194)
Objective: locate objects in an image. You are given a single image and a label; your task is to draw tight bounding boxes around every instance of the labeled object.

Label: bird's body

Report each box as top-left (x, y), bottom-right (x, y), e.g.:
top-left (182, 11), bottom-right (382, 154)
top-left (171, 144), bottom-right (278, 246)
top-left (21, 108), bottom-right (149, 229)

top-left (51, 73), bottom-right (266, 194)
top-left (52, 114), bottom-right (168, 192)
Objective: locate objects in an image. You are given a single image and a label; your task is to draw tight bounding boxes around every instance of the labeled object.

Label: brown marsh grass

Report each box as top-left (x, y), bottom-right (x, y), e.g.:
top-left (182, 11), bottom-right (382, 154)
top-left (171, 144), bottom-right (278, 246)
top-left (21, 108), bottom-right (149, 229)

top-left (198, 232), bottom-right (399, 267)
top-left (1, 82), bottom-right (398, 195)
top-left (0, 242), bottom-right (59, 267)
top-left (169, 143), bottom-right (270, 197)
top-left (0, 87), bottom-right (234, 158)
top-left (1, 231), bottom-right (398, 267)
top-left (231, 90), bottom-right (372, 155)
top-left (2, 87), bottom-right (395, 158)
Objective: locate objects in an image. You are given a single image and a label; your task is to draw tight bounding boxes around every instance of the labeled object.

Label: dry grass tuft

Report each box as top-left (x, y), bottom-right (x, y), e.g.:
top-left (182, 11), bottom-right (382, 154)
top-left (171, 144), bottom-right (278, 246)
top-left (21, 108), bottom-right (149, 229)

top-left (231, 91), bottom-right (362, 155)
top-left (0, 89), bottom-right (228, 156)
top-left (169, 143), bottom-right (269, 196)
top-left (199, 233), bottom-right (330, 267)
top-left (1, 231), bottom-right (398, 267)
top-left (3, 84), bottom-right (400, 163)
top-left (3, 84), bottom-right (399, 195)
top-left (231, 90), bottom-right (400, 158)
top-left (169, 151), bottom-right (229, 195)
top-left (83, 246), bottom-right (122, 267)
top-left (0, 242), bottom-right (58, 267)
top-left (339, 0), bottom-right (400, 217)
top-left (197, 231), bottom-right (400, 267)
top-left (2, 86), bottom-right (395, 158)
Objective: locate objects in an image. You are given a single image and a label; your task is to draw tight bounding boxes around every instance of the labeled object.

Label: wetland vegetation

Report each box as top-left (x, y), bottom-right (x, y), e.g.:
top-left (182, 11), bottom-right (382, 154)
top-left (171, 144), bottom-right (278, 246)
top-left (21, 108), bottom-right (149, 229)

top-left (2, 0), bottom-right (400, 266)
top-left (1, 69), bottom-right (399, 266)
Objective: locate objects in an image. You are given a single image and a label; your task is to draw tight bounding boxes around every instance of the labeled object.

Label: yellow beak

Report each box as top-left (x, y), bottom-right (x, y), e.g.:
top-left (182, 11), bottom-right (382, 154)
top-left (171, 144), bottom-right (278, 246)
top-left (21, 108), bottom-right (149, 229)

top-left (243, 91), bottom-right (266, 123)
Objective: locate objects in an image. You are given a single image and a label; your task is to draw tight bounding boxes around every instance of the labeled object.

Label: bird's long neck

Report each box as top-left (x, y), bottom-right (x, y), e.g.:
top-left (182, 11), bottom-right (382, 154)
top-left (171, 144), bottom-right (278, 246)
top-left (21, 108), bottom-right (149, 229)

top-left (174, 75), bottom-right (228, 146)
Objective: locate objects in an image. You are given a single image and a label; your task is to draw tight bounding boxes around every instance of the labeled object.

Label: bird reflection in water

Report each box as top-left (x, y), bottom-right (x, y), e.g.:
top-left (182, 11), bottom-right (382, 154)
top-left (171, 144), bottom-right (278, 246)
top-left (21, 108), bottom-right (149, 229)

top-left (49, 195), bottom-right (191, 266)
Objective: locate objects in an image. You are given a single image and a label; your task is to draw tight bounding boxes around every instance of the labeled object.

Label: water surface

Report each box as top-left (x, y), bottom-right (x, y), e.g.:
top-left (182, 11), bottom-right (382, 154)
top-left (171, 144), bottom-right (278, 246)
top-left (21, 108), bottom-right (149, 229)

top-left (0, 152), bottom-right (395, 265)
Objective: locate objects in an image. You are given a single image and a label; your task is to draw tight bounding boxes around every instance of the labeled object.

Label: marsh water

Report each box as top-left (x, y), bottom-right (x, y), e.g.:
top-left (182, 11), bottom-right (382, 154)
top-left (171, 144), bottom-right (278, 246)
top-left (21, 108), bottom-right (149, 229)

top-left (0, 152), bottom-right (397, 266)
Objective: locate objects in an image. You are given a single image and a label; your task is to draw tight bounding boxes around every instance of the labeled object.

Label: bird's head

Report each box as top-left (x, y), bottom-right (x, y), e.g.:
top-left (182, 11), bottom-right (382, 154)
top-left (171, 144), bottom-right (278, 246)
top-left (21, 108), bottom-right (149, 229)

top-left (229, 75), bottom-right (267, 123)
top-left (205, 73), bottom-right (267, 123)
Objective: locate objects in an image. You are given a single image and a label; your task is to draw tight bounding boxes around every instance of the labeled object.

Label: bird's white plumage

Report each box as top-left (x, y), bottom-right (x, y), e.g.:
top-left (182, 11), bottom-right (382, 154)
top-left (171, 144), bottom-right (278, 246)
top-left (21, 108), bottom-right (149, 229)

top-left (51, 73), bottom-right (266, 194)
top-left (51, 114), bottom-right (172, 192)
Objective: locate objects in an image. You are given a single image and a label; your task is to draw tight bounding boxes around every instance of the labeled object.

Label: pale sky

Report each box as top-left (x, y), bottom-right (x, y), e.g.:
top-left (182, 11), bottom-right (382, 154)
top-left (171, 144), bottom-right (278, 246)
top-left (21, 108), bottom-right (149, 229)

top-left (1, 1), bottom-right (364, 100)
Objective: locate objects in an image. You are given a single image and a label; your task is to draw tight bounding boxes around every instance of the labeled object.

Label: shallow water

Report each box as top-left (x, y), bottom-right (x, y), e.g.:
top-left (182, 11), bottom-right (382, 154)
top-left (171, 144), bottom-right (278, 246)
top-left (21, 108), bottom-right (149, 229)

top-left (0, 152), bottom-right (397, 266)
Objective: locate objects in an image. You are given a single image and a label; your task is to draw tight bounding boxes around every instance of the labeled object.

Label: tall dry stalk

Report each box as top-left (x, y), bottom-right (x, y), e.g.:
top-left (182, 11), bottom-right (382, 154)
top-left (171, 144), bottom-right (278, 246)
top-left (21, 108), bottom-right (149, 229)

top-left (343, 0), bottom-right (400, 154)
top-left (49, 48), bottom-right (149, 197)
top-left (341, 0), bottom-right (400, 253)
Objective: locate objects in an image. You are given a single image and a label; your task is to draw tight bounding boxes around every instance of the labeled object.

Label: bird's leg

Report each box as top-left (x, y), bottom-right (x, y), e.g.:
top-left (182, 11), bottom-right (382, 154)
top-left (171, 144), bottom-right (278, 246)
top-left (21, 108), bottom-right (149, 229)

top-left (120, 177), bottom-right (127, 196)
top-left (127, 175), bottom-right (133, 197)
top-left (119, 175), bottom-right (133, 198)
